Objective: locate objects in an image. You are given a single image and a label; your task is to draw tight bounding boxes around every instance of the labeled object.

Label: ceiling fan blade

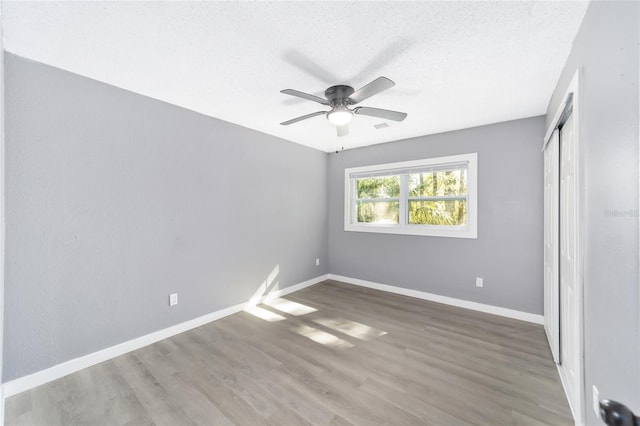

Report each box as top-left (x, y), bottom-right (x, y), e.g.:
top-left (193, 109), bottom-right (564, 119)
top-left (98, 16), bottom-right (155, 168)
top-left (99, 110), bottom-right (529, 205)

top-left (280, 111), bottom-right (327, 126)
top-left (348, 77), bottom-right (395, 104)
top-left (354, 106), bottom-right (407, 122)
top-left (280, 89), bottom-right (330, 105)
top-left (337, 124), bottom-right (349, 137)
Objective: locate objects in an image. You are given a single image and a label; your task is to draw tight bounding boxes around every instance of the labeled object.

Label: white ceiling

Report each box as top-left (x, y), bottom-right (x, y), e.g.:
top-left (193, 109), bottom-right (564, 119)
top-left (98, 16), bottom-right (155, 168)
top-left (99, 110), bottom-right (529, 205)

top-left (3, 1), bottom-right (588, 152)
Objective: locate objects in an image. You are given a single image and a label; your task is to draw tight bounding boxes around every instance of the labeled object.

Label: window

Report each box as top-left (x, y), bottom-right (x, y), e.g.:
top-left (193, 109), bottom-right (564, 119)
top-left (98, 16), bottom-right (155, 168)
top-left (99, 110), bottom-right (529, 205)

top-left (344, 153), bottom-right (477, 238)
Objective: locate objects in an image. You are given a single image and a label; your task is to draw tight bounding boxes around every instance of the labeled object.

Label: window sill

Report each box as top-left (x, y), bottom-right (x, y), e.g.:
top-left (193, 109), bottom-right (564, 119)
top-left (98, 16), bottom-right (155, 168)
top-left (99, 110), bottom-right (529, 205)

top-left (344, 224), bottom-right (477, 239)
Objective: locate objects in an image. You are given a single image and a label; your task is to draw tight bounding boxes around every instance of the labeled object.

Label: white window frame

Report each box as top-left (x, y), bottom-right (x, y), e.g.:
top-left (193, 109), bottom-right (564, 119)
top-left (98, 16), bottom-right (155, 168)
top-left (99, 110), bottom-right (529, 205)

top-left (344, 153), bottom-right (478, 238)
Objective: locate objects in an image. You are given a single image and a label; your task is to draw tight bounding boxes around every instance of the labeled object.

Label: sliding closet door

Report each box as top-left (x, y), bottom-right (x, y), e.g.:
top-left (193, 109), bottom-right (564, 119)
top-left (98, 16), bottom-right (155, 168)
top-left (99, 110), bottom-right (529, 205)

top-left (559, 111), bottom-right (581, 408)
top-left (544, 73), bottom-right (584, 423)
top-left (544, 130), bottom-right (560, 363)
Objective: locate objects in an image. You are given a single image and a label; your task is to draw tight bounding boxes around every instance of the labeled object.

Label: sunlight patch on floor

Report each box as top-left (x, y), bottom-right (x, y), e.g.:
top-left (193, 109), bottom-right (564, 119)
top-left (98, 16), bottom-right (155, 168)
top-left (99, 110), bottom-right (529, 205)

top-left (244, 306), bottom-right (286, 322)
top-left (264, 298), bottom-right (317, 316)
top-left (294, 325), bottom-right (354, 348)
top-left (313, 318), bottom-right (387, 341)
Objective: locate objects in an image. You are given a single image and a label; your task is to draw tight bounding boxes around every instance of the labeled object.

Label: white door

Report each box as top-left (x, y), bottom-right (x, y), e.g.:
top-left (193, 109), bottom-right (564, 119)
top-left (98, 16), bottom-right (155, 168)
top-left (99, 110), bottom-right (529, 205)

top-left (543, 130), bottom-right (560, 363)
top-left (559, 111), bottom-right (582, 415)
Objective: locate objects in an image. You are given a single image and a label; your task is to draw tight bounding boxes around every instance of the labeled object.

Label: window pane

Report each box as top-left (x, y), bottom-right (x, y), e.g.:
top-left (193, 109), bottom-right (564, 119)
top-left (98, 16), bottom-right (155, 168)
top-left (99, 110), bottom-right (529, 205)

top-left (408, 169), bottom-right (467, 197)
top-left (357, 201), bottom-right (399, 224)
top-left (408, 200), bottom-right (467, 225)
top-left (357, 176), bottom-right (400, 198)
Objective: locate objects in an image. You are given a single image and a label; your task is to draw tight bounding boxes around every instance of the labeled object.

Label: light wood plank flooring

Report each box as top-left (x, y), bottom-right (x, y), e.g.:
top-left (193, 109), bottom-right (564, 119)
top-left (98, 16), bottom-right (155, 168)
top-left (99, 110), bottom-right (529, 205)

top-left (6, 280), bottom-right (572, 425)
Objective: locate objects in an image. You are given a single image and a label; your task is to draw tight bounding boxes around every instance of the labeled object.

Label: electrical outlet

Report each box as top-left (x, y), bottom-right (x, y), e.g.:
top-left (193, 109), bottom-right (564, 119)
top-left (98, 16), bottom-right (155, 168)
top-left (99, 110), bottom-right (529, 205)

top-left (169, 293), bottom-right (178, 306)
top-left (476, 277), bottom-right (484, 288)
top-left (316, 258), bottom-right (320, 266)
top-left (593, 385), bottom-right (600, 416)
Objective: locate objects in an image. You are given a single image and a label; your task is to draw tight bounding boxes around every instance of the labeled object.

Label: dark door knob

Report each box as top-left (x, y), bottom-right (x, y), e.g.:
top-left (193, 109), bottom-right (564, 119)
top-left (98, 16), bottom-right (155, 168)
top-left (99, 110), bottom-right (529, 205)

top-left (600, 400), bottom-right (640, 426)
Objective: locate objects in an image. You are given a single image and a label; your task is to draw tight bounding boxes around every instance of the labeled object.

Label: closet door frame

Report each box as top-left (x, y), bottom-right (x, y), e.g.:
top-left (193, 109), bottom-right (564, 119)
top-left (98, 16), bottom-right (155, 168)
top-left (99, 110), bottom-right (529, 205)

top-left (542, 70), bottom-right (585, 425)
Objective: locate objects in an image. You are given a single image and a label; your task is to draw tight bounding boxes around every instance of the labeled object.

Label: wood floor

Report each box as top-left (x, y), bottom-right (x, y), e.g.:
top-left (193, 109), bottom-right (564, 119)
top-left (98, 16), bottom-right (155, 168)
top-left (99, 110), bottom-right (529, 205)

top-left (5, 280), bottom-right (573, 425)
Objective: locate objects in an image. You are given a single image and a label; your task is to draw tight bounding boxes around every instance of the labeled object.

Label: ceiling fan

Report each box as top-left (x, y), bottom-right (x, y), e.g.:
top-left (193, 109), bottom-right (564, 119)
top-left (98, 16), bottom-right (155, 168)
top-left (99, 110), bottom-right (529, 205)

top-left (279, 76), bottom-right (407, 136)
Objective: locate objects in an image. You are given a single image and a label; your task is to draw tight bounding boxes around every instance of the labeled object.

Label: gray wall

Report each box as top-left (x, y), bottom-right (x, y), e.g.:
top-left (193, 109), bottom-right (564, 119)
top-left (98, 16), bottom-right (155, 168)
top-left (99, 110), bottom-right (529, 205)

top-left (0, 8), bottom-right (5, 412)
top-left (328, 117), bottom-right (545, 315)
top-left (547, 1), bottom-right (639, 423)
top-left (4, 53), bottom-right (328, 381)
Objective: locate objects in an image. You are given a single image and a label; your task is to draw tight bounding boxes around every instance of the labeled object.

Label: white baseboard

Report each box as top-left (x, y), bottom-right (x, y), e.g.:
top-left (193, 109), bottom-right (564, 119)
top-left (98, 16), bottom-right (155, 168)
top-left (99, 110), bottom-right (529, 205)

top-left (327, 274), bottom-right (544, 325)
top-left (3, 274), bottom-right (328, 399)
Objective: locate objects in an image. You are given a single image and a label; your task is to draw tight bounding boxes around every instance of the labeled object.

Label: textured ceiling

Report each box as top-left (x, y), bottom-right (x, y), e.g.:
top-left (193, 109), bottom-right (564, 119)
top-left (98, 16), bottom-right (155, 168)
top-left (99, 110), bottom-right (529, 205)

top-left (3, 1), bottom-right (588, 152)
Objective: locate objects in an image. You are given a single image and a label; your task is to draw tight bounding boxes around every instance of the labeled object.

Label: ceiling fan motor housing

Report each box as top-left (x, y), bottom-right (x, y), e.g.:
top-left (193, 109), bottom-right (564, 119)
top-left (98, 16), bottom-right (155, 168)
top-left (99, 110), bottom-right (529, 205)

top-left (325, 85), bottom-right (355, 105)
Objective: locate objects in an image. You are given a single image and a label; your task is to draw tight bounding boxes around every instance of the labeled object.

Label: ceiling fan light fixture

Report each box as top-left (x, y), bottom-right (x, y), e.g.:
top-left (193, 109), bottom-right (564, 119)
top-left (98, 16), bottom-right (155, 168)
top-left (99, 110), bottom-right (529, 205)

top-left (327, 108), bottom-right (353, 126)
